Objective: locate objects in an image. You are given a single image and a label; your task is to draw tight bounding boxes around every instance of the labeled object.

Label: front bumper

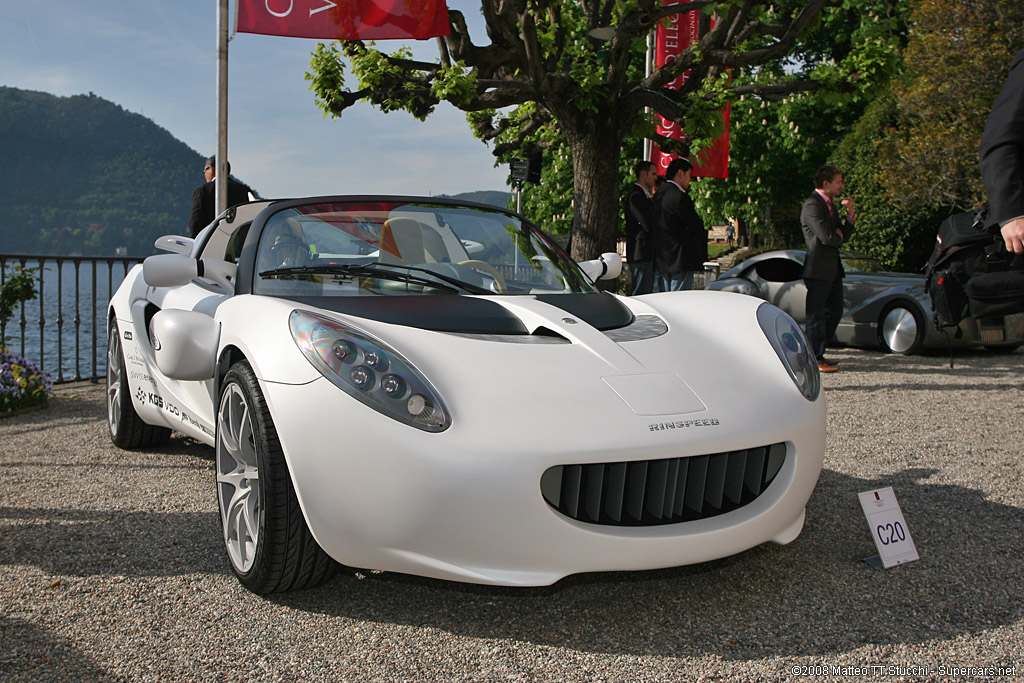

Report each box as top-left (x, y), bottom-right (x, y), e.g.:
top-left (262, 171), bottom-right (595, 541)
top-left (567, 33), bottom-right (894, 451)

top-left (259, 374), bottom-right (825, 586)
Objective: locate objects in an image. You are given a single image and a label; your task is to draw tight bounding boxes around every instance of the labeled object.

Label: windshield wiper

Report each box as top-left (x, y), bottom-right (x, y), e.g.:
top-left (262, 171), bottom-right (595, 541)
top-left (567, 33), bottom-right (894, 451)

top-left (369, 262), bottom-right (494, 294)
top-left (258, 264), bottom-right (475, 294)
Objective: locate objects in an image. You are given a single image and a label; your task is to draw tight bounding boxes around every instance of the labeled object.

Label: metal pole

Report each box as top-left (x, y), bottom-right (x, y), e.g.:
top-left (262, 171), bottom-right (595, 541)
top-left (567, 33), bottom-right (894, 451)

top-left (37, 260), bottom-right (45, 372)
top-left (216, 0), bottom-right (229, 215)
top-left (644, 32), bottom-right (654, 162)
top-left (91, 261), bottom-right (98, 382)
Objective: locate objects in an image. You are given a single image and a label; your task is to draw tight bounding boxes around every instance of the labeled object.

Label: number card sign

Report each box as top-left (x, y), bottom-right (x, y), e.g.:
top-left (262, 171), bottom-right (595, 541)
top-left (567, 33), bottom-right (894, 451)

top-left (858, 487), bottom-right (919, 569)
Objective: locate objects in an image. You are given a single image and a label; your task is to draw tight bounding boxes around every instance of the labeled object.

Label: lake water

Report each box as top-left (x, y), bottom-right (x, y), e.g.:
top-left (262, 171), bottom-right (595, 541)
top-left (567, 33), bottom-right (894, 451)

top-left (2, 259), bottom-right (138, 382)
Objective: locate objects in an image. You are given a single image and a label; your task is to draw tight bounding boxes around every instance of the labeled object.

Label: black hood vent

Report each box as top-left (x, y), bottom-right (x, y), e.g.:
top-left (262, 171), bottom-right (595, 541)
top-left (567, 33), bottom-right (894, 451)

top-left (274, 292), bottom-right (633, 335)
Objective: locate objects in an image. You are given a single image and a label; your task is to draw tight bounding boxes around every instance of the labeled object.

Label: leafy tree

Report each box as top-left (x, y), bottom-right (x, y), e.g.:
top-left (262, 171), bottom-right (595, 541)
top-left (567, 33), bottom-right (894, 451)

top-left (307, 0), bottom-right (836, 260)
top-left (831, 92), bottom-right (942, 270)
top-left (824, 0), bottom-right (1023, 271)
top-left (698, 0), bottom-right (910, 249)
top-left (878, 0), bottom-right (1024, 212)
top-left (0, 266), bottom-right (38, 343)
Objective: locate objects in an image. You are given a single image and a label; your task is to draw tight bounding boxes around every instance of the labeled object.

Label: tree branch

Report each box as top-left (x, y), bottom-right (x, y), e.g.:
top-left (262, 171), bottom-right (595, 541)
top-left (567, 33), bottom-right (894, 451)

top-left (493, 113), bottom-right (555, 156)
top-left (644, 0), bottom-right (833, 87)
top-left (731, 79), bottom-right (826, 100)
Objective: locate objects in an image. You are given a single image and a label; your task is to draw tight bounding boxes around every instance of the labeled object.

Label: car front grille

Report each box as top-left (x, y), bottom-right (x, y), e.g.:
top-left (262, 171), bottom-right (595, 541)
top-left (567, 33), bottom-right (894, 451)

top-left (540, 443), bottom-right (787, 526)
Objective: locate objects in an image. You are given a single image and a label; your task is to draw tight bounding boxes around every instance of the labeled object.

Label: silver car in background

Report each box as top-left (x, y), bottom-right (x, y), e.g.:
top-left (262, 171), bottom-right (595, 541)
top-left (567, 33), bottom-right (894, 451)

top-left (707, 250), bottom-right (1024, 354)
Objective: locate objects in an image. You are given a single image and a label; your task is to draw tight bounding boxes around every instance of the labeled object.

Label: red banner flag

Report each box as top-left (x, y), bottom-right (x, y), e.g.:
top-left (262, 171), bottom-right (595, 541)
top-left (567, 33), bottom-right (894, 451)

top-left (236, 0), bottom-right (450, 41)
top-left (650, 1), bottom-right (729, 179)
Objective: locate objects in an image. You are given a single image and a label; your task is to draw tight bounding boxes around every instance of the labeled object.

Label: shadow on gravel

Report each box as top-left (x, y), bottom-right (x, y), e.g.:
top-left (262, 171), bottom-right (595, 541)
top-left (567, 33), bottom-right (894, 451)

top-left (0, 505), bottom-right (224, 578)
top-left (0, 617), bottom-right (110, 682)
top-left (265, 467), bottom-right (1023, 660)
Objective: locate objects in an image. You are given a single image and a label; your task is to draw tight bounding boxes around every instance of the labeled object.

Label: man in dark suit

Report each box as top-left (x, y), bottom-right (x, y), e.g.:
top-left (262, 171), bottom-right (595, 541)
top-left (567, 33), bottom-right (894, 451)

top-left (624, 160), bottom-right (658, 295)
top-left (189, 156), bottom-right (254, 237)
top-left (980, 48), bottom-right (1024, 255)
top-left (800, 165), bottom-right (855, 372)
top-left (652, 157), bottom-right (707, 291)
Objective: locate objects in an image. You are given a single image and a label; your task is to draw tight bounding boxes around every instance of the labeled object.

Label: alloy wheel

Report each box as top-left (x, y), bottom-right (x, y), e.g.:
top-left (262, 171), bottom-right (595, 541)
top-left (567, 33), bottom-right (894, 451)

top-left (107, 328), bottom-right (123, 437)
top-left (217, 382), bottom-right (261, 574)
top-left (881, 306), bottom-right (921, 354)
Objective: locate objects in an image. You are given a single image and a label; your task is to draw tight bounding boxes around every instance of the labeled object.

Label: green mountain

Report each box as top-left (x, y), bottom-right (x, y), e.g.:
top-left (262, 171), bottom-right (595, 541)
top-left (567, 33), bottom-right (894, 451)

top-left (0, 86), bottom-right (510, 258)
top-left (440, 190), bottom-right (512, 209)
top-left (0, 87), bottom-right (248, 257)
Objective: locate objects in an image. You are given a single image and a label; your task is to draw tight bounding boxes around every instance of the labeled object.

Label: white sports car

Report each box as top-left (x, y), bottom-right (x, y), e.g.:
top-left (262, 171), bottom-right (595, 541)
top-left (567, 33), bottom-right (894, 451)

top-left (106, 196), bottom-right (825, 593)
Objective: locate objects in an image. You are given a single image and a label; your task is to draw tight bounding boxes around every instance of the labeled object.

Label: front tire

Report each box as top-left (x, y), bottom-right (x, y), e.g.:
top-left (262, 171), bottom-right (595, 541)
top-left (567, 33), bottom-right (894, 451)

top-left (216, 361), bottom-right (336, 593)
top-left (879, 303), bottom-right (924, 355)
top-left (107, 321), bottom-right (171, 449)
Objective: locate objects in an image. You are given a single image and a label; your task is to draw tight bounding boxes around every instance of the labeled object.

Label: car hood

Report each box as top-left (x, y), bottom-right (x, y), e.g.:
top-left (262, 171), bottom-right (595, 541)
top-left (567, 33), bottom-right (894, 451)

top-left (215, 291), bottom-right (820, 458)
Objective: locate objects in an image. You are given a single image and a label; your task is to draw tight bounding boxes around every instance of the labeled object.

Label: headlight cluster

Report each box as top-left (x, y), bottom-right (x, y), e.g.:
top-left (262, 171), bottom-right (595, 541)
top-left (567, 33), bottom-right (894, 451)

top-left (756, 304), bottom-right (820, 402)
top-left (289, 310), bottom-right (450, 432)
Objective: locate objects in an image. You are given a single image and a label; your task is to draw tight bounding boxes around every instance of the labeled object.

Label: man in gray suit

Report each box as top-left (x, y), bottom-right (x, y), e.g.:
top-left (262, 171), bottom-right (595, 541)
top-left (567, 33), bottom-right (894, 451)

top-left (800, 165), bottom-right (855, 372)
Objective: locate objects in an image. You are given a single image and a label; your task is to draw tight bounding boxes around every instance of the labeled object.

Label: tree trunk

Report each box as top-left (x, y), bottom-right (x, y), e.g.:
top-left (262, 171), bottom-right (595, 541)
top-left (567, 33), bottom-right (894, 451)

top-left (738, 217), bottom-right (750, 247)
top-left (563, 126), bottom-right (623, 262)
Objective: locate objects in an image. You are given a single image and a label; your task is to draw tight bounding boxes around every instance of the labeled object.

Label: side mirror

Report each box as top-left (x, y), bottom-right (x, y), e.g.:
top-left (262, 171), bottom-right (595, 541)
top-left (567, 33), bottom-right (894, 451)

top-left (150, 309), bottom-right (219, 381)
top-left (154, 235), bottom-right (195, 255)
top-left (578, 252), bottom-right (623, 282)
top-left (143, 254), bottom-right (237, 292)
top-left (144, 254), bottom-right (198, 287)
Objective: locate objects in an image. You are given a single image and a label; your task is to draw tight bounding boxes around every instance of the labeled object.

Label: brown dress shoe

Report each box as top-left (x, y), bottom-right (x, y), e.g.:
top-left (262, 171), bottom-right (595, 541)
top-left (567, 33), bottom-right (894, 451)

top-left (818, 362), bottom-right (839, 373)
top-left (819, 358), bottom-right (839, 369)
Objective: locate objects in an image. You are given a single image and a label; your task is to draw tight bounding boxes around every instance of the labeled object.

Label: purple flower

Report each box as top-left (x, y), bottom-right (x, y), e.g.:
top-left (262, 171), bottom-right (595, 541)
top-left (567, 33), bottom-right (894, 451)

top-left (0, 347), bottom-right (52, 413)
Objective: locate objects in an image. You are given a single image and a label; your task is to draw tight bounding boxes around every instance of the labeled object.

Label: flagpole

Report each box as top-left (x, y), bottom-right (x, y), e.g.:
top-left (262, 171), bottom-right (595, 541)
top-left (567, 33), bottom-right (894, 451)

top-left (643, 31), bottom-right (653, 162)
top-left (216, 0), bottom-right (229, 215)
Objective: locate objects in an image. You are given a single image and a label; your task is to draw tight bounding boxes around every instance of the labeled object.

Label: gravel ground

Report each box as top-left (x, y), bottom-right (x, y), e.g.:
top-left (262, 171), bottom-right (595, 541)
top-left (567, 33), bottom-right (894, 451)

top-left (1, 346), bottom-right (1022, 682)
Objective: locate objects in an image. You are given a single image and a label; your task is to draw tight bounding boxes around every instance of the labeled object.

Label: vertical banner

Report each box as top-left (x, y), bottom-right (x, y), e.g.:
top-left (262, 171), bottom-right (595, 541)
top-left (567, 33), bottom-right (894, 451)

top-left (237, 0), bottom-right (450, 41)
top-left (650, 1), bottom-right (729, 179)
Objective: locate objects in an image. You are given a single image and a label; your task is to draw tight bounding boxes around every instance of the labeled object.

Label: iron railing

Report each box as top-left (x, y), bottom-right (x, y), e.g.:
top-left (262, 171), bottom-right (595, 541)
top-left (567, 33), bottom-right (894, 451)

top-left (1, 254), bottom-right (143, 384)
top-left (1, 254), bottom-right (723, 385)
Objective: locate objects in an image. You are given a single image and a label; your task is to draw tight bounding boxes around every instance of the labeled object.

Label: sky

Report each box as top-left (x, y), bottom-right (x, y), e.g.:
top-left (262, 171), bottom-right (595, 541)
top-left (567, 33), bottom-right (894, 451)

top-left (0, 0), bottom-right (510, 199)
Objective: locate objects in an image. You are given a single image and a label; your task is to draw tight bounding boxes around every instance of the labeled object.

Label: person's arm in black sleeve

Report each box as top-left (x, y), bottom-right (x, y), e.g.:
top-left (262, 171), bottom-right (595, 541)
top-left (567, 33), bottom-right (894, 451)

top-left (980, 49), bottom-right (1024, 253)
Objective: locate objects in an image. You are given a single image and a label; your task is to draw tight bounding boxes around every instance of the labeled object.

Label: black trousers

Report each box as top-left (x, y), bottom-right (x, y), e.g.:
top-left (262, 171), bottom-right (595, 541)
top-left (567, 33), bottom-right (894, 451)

top-left (804, 277), bottom-right (844, 361)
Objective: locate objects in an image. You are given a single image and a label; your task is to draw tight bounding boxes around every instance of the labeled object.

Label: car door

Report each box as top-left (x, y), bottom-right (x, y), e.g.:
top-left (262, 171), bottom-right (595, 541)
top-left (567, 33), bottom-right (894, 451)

top-left (128, 271), bottom-right (227, 442)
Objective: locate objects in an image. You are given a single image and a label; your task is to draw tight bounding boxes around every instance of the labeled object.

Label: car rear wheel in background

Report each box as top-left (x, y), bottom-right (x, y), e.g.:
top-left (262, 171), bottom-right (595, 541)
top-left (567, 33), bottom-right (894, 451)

top-left (879, 303), bottom-right (924, 355)
top-left (216, 360), bottom-right (337, 593)
top-left (106, 321), bottom-right (171, 449)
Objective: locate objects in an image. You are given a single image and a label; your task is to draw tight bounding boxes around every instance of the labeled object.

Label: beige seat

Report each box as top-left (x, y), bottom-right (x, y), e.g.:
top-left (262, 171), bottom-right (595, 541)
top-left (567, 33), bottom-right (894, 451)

top-left (379, 217), bottom-right (425, 265)
top-left (421, 227), bottom-right (450, 263)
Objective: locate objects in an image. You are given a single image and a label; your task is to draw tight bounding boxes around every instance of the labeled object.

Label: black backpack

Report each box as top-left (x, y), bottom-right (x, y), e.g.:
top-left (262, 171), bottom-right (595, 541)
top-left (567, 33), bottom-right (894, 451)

top-left (924, 208), bottom-right (1024, 329)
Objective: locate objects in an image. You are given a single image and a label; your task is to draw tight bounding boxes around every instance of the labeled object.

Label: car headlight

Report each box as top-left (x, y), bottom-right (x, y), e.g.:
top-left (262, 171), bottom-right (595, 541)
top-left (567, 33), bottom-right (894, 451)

top-left (756, 303), bottom-right (820, 401)
top-left (289, 310), bottom-right (451, 432)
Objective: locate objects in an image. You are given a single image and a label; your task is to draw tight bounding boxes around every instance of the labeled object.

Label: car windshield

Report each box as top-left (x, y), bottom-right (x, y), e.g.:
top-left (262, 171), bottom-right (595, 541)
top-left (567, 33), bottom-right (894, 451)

top-left (253, 200), bottom-right (594, 297)
top-left (841, 256), bottom-right (888, 274)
